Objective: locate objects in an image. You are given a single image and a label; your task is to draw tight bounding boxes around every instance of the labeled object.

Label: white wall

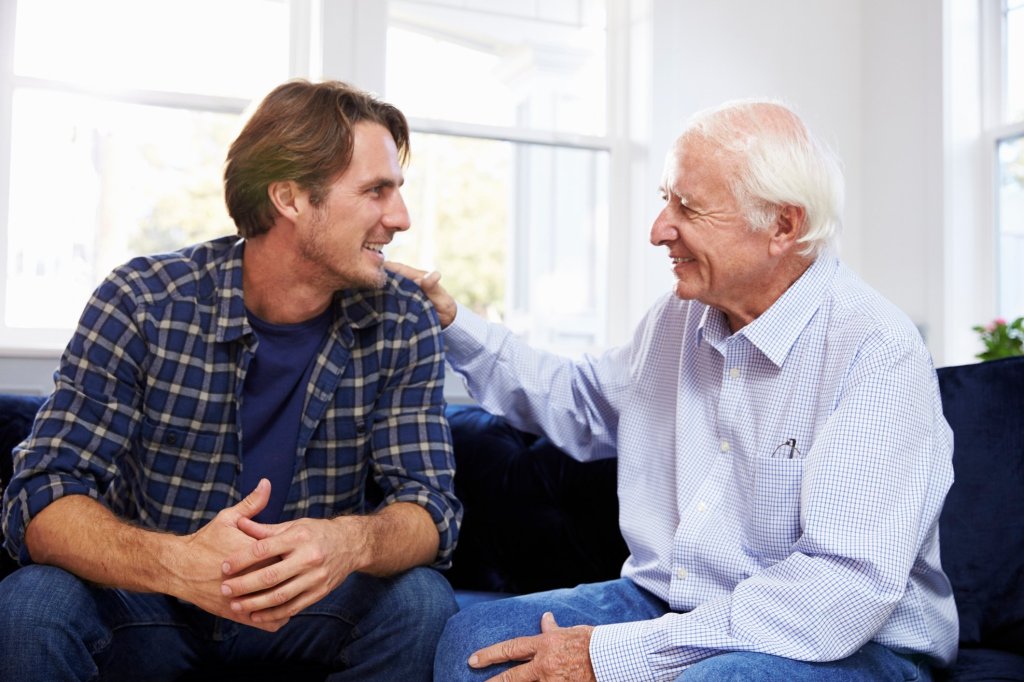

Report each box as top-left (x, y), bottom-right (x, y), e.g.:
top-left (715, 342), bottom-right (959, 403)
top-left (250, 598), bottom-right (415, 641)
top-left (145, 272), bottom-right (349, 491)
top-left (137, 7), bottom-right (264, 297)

top-left (640, 0), bottom-right (955, 364)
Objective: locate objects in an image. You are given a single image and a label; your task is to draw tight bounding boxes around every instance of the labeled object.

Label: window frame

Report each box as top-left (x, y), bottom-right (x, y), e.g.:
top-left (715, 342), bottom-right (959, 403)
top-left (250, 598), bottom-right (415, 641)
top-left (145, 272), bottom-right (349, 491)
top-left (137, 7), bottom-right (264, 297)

top-left (990, 0), bottom-right (1024, 318)
top-left (0, 0), bottom-right (319, 355)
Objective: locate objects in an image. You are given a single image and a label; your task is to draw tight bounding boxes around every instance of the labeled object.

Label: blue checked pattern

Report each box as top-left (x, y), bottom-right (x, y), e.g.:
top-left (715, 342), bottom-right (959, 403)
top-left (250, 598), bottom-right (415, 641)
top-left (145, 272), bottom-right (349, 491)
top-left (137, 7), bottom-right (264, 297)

top-left (3, 237), bottom-right (460, 568)
top-left (444, 254), bottom-right (958, 681)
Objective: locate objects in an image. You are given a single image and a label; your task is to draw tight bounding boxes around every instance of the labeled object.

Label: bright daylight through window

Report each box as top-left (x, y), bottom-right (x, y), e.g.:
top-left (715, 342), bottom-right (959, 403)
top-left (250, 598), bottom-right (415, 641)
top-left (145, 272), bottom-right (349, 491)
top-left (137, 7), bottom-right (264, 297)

top-left (998, 0), bottom-right (1024, 319)
top-left (1, 0), bottom-right (288, 349)
top-left (384, 0), bottom-right (610, 356)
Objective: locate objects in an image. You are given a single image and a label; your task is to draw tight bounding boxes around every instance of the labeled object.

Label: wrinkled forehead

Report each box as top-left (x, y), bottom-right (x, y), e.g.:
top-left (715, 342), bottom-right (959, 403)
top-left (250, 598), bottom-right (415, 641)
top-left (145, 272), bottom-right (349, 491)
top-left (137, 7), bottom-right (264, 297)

top-left (660, 133), bottom-right (725, 196)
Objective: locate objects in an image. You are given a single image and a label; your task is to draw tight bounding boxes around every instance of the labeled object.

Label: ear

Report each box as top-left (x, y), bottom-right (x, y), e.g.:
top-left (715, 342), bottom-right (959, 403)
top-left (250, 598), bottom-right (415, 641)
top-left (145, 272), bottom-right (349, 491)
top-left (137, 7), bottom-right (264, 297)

top-left (267, 180), bottom-right (302, 221)
top-left (768, 205), bottom-right (806, 257)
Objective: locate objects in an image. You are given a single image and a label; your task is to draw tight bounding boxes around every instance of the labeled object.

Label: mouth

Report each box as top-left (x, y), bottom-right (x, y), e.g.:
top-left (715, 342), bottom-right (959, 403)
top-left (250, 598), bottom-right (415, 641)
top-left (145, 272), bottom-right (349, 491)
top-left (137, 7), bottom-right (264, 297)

top-left (363, 242), bottom-right (387, 258)
top-left (671, 256), bottom-right (695, 265)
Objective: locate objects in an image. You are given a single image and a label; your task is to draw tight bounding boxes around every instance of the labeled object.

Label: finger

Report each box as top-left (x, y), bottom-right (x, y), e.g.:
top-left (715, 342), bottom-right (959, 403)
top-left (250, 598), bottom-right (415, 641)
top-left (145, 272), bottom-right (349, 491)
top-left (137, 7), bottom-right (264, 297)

top-left (222, 534), bottom-right (290, 583)
top-left (469, 635), bottom-right (538, 668)
top-left (236, 516), bottom-right (276, 540)
top-left (484, 661), bottom-right (537, 682)
top-left (383, 260), bottom-right (428, 281)
top-left (235, 478), bottom-right (271, 521)
top-left (540, 611), bottom-right (559, 633)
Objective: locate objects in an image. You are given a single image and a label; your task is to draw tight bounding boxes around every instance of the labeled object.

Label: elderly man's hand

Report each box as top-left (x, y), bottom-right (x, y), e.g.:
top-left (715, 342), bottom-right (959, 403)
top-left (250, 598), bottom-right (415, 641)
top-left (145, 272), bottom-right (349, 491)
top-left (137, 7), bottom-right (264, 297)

top-left (385, 261), bottom-right (457, 328)
top-left (469, 612), bottom-right (597, 682)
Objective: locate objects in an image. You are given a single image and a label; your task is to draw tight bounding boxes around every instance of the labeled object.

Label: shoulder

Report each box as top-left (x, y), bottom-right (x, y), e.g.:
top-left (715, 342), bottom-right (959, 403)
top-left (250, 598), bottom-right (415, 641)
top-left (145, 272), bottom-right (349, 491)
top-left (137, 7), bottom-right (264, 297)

top-left (101, 236), bottom-right (239, 305)
top-left (337, 271), bottom-right (441, 332)
top-left (820, 263), bottom-right (932, 373)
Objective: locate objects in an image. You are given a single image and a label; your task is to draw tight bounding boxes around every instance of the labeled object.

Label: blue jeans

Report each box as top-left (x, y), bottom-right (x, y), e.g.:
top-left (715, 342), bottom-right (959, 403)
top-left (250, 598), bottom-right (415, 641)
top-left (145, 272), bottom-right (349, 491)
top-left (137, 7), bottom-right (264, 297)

top-left (434, 579), bottom-right (933, 681)
top-left (0, 563), bottom-right (456, 681)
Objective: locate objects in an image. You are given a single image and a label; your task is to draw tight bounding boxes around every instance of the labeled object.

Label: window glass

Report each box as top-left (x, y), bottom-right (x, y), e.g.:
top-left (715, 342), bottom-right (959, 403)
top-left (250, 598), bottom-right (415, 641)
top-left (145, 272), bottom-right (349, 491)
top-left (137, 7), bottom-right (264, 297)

top-left (3, 0), bottom-right (289, 344)
top-left (386, 0), bottom-right (607, 136)
top-left (5, 90), bottom-right (238, 330)
top-left (1007, 0), bottom-right (1024, 121)
top-left (998, 135), bottom-right (1024, 318)
top-left (385, 0), bottom-right (611, 356)
top-left (14, 0), bottom-right (288, 98)
top-left (389, 133), bottom-right (609, 355)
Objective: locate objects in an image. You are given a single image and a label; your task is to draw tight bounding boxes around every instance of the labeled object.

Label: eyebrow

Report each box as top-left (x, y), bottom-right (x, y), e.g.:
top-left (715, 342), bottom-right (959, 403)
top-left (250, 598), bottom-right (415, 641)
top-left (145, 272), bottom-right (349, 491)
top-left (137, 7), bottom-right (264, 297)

top-left (360, 176), bottom-right (403, 191)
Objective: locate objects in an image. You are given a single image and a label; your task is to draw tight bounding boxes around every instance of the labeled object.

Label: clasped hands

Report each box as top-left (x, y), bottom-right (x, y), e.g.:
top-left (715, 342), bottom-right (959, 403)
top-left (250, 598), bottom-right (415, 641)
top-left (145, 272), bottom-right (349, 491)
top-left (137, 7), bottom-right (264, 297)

top-left (180, 478), bottom-right (352, 632)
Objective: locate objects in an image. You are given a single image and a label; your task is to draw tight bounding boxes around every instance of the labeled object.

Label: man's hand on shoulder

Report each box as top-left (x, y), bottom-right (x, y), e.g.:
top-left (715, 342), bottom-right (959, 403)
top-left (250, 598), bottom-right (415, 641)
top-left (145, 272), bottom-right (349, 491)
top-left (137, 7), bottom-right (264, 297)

top-left (469, 612), bottom-right (597, 682)
top-left (385, 261), bottom-right (457, 328)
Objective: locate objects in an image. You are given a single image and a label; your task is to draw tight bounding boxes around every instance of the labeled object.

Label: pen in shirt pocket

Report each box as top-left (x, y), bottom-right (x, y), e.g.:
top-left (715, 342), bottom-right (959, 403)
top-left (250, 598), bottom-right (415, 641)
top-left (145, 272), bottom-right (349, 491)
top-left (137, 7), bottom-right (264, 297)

top-left (771, 437), bottom-right (802, 459)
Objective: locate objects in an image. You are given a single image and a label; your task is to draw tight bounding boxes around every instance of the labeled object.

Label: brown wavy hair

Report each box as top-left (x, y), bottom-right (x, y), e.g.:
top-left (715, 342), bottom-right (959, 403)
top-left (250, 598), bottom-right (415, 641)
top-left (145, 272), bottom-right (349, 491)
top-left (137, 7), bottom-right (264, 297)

top-left (224, 79), bottom-right (410, 237)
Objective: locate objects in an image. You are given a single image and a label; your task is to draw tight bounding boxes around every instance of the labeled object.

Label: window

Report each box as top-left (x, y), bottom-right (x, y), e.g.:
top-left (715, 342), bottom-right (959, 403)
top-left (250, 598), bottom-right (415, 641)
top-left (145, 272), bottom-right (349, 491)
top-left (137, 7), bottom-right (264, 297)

top-left (0, 0), bottom-right (292, 350)
top-left (996, 0), bottom-right (1024, 319)
top-left (383, 0), bottom-right (613, 356)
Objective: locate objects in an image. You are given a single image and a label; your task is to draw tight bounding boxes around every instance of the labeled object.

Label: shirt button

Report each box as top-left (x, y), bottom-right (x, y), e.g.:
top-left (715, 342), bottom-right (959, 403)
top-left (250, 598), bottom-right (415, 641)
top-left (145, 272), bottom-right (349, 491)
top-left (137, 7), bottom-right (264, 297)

top-left (720, 440), bottom-right (730, 452)
top-left (696, 501), bottom-right (708, 513)
top-left (729, 367), bottom-right (740, 379)
top-left (676, 567), bottom-right (688, 580)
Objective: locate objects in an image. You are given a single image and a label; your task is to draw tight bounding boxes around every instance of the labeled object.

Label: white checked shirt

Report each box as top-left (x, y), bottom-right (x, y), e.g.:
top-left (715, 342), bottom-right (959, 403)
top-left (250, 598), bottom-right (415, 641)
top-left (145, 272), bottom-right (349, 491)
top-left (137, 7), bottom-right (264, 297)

top-left (443, 254), bottom-right (959, 681)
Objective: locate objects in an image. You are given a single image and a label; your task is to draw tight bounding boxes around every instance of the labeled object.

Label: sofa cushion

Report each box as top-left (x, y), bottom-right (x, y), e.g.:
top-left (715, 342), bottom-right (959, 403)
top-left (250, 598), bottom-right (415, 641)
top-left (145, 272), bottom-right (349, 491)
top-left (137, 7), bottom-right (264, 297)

top-left (937, 356), bottom-right (1024, 657)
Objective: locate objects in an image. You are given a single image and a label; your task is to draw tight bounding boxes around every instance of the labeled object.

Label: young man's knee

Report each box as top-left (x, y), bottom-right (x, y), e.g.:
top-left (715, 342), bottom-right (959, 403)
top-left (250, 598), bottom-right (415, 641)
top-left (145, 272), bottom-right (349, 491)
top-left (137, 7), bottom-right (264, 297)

top-left (0, 565), bottom-right (95, 630)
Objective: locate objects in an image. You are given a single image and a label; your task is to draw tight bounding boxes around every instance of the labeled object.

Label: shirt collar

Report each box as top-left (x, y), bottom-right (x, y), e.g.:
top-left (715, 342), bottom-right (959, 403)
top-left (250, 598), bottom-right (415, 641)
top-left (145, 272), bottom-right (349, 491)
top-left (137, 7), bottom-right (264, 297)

top-left (697, 253), bottom-right (839, 368)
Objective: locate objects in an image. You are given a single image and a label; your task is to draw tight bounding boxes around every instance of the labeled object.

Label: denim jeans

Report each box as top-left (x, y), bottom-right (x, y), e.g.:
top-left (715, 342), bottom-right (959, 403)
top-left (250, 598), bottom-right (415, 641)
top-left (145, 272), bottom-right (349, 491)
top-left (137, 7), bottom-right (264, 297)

top-left (434, 578), bottom-right (933, 682)
top-left (0, 563), bottom-right (456, 681)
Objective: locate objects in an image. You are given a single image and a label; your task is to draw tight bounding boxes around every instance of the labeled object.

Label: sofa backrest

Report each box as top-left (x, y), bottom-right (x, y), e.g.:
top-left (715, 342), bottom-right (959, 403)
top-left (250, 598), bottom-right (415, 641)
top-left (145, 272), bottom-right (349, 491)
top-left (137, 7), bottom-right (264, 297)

top-left (936, 356), bottom-right (1024, 656)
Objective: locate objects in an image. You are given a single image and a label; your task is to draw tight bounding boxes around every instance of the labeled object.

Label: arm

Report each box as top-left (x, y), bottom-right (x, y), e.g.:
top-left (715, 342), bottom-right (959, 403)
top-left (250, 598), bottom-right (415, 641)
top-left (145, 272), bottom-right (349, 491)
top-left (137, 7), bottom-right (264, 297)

top-left (25, 480), bottom-right (293, 631)
top-left (385, 261), bottom-right (635, 462)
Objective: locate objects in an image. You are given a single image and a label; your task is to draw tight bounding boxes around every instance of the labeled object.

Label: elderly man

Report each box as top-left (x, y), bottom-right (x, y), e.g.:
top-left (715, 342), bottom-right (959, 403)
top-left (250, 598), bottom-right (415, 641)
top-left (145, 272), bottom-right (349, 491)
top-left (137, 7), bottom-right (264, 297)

top-left (394, 100), bottom-right (958, 681)
top-left (0, 80), bottom-right (460, 681)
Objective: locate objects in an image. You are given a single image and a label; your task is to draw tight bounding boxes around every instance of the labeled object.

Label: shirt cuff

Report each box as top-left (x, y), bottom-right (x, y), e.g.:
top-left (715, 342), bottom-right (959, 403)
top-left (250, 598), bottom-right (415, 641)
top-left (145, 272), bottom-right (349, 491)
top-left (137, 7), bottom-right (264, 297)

top-left (442, 303), bottom-right (491, 365)
top-left (590, 620), bottom-right (656, 682)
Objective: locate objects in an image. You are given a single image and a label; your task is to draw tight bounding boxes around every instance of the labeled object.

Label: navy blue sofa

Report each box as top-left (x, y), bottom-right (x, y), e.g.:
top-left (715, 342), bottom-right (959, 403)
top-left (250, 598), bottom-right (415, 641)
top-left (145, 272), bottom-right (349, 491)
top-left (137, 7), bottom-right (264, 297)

top-left (2, 356), bottom-right (1023, 680)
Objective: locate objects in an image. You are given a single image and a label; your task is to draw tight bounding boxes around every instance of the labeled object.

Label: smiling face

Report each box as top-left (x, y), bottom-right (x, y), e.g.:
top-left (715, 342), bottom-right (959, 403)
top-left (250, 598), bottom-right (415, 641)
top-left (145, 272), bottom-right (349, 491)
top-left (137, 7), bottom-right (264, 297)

top-left (651, 134), bottom-right (793, 331)
top-left (295, 121), bottom-right (410, 290)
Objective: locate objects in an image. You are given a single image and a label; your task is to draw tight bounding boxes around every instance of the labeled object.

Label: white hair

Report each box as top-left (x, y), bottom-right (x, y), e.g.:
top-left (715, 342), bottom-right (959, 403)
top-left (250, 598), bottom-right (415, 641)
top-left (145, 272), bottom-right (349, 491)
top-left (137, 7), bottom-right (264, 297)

top-left (681, 99), bottom-right (844, 257)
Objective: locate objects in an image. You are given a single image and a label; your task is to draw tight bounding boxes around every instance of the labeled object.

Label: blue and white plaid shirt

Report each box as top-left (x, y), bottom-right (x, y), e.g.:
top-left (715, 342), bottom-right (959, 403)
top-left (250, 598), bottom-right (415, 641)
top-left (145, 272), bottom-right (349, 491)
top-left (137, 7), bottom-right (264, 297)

top-left (444, 254), bottom-right (958, 680)
top-left (3, 237), bottom-right (460, 568)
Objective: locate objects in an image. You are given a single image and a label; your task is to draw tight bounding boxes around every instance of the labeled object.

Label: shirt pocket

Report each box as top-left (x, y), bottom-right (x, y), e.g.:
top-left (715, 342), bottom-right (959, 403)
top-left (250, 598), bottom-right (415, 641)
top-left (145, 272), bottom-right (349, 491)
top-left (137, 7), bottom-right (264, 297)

top-left (136, 418), bottom-right (228, 485)
top-left (743, 455), bottom-right (805, 565)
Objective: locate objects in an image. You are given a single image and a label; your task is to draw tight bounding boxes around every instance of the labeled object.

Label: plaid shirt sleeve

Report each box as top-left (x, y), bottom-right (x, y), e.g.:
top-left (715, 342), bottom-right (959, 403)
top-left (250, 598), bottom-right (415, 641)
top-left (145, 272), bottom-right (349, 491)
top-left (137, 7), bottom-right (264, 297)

top-left (2, 266), bottom-right (149, 564)
top-left (364, 276), bottom-right (461, 568)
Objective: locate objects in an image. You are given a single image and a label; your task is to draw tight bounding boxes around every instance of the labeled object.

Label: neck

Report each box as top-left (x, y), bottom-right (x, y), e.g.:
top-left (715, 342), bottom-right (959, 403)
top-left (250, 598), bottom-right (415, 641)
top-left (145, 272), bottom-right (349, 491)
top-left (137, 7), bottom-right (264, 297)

top-left (242, 232), bottom-right (334, 324)
top-left (723, 256), bottom-right (813, 333)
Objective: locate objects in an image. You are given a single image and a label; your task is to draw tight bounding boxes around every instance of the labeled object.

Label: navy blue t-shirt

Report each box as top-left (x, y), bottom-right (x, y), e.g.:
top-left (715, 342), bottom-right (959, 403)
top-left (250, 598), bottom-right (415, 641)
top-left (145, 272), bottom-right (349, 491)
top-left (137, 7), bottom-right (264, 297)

top-left (241, 307), bottom-right (332, 523)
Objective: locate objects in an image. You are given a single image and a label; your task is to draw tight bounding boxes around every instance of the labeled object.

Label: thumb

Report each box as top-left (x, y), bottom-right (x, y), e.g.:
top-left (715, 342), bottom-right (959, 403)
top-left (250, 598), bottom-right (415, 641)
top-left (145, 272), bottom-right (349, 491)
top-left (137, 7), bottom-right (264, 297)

top-left (236, 478), bottom-right (271, 520)
top-left (540, 611), bottom-right (559, 633)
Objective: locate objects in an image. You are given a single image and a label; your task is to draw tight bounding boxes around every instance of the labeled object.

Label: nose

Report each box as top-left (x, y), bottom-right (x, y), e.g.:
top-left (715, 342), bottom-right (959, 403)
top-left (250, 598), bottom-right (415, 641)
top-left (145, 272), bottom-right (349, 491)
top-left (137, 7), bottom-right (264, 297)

top-left (649, 203), bottom-right (677, 247)
top-left (384, 190), bottom-right (411, 232)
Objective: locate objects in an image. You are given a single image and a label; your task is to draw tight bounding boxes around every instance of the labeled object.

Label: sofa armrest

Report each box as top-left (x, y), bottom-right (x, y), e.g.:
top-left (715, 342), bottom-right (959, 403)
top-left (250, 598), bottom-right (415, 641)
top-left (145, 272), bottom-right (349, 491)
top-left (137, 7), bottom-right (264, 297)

top-left (0, 394), bottom-right (45, 580)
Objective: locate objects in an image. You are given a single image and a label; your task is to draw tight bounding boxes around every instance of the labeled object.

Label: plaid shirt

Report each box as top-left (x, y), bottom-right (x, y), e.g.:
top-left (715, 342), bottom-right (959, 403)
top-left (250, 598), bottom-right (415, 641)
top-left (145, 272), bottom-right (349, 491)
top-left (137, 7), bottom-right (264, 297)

top-left (445, 254), bottom-right (957, 680)
top-left (3, 237), bottom-right (460, 567)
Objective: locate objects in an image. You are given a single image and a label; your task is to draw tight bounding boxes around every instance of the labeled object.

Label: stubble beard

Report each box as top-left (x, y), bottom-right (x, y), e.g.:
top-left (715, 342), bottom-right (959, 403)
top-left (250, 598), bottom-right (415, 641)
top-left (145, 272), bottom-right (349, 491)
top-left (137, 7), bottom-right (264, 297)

top-left (301, 210), bottom-right (387, 291)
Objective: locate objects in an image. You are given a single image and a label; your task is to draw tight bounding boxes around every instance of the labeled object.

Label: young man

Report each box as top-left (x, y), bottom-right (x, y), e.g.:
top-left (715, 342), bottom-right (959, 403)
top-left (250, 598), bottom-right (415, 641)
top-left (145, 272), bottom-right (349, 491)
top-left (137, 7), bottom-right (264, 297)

top-left (0, 80), bottom-right (460, 681)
